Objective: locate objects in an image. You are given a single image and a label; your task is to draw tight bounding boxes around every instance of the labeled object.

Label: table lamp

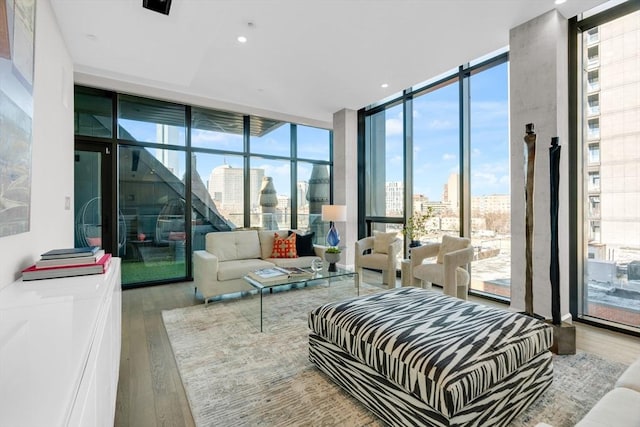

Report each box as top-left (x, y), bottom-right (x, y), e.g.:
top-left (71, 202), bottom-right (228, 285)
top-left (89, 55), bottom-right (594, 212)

top-left (321, 205), bottom-right (346, 247)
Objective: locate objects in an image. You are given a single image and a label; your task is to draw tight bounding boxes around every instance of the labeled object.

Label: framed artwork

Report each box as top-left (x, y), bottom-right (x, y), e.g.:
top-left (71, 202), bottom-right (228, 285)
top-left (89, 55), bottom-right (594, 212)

top-left (0, 0), bottom-right (35, 237)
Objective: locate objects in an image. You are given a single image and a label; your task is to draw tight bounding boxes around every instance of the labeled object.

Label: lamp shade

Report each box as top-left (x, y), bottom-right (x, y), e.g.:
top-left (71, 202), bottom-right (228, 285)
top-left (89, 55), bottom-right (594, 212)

top-left (321, 205), bottom-right (346, 222)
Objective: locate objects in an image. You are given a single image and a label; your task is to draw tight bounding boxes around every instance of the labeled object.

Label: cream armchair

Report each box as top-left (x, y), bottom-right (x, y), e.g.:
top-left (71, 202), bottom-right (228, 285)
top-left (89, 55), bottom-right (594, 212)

top-left (355, 233), bottom-right (402, 287)
top-left (410, 235), bottom-right (474, 300)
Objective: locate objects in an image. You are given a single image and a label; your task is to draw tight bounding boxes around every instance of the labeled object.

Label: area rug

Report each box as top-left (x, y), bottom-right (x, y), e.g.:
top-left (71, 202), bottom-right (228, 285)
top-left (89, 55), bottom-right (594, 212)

top-left (162, 282), bottom-right (628, 427)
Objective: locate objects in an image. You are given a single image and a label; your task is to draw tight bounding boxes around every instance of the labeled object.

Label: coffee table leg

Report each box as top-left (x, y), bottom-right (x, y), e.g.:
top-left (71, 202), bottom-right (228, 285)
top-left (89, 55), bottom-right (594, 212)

top-left (355, 272), bottom-right (360, 296)
top-left (260, 288), bottom-right (264, 332)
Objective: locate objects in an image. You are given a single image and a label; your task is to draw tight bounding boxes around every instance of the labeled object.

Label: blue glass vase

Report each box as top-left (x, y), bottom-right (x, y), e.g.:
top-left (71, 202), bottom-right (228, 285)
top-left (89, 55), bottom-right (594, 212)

top-left (326, 224), bottom-right (340, 247)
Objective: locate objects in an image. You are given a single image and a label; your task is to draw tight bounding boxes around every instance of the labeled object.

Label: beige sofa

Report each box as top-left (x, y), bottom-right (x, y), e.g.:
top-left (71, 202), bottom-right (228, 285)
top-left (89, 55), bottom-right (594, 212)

top-left (576, 356), bottom-right (640, 426)
top-left (193, 230), bottom-right (325, 304)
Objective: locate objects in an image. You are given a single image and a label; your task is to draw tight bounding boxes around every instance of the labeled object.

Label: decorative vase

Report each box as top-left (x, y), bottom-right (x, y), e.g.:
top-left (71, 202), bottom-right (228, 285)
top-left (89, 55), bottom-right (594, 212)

top-left (138, 232), bottom-right (146, 241)
top-left (326, 224), bottom-right (340, 247)
top-left (409, 240), bottom-right (422, 248)
top-left (324, 252), bottom-right (341, 272)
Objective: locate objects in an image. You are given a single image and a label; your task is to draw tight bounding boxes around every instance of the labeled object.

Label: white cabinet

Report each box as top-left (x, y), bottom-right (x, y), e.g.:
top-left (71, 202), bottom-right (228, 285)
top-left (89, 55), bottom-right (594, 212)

top-left (0, 258), bottom-right (121, 427)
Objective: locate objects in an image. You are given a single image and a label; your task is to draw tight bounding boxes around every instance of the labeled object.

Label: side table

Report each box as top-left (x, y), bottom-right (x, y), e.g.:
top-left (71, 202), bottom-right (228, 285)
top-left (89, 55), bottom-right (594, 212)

top-left (401, 258), bottom-right (412, 286)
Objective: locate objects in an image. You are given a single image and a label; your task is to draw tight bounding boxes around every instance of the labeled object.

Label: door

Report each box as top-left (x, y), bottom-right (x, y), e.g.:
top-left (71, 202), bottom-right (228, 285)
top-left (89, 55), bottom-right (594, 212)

top-left (74, 142), bottom-right (118, 256)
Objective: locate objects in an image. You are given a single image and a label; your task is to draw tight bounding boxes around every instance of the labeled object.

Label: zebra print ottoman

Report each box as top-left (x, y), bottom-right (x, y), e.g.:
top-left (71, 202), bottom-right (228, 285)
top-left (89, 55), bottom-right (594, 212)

top-left (308, 287), bottom-right (553, 427)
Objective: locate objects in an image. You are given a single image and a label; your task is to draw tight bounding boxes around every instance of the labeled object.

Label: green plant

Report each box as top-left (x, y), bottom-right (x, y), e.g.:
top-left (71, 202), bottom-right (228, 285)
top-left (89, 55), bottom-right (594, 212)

top-left (402, 207), bottom-right (434, 241)
top-left (325, 246), bottom-right (341, 254)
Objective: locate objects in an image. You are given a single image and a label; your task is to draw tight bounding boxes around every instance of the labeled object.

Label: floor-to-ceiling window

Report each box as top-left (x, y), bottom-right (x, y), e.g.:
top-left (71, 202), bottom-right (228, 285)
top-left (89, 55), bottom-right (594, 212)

top-left (360, 51), bottom-right (510, 300)
top-left (363, 102), bottom-right (405, 247)
top-left (413, 78), bottom-right (460, 243)
top-left (573, 1), bottom-right (640, 330)
top-left (74, 87), bottom-right (333, 288)
top-left (469, 61), bottom-right (511, 298)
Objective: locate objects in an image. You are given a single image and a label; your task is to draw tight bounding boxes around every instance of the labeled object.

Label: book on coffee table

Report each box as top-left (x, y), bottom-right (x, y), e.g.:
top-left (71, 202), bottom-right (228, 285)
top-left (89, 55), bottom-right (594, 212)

top-left (248, 268), bottom-right (288, 283)
top-left (275, 267), bottom-right (313, 278)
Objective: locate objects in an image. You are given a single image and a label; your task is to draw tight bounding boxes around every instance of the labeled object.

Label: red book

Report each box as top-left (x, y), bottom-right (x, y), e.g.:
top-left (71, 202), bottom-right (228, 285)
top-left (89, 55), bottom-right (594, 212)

top-left (22, 253), bottom-right (112, 281)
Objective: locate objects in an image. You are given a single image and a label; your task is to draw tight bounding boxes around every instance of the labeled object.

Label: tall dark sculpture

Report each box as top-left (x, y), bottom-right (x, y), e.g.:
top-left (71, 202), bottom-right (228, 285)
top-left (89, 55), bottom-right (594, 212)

top-left (549, 137), bottom-right (561, 325)
top-left (524, 123), bottom-right (536, 316)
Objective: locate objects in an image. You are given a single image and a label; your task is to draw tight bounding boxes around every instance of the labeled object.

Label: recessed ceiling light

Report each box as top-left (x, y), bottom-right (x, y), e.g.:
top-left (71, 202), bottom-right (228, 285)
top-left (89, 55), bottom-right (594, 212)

top-left (381, 83), bottom-right (389, 88)
top-left (237, 36), bottom-right (247, 43)
top-left (85, 34), bottom-right (98, 41)
top-left (554, 0), bottom-right (566, 4)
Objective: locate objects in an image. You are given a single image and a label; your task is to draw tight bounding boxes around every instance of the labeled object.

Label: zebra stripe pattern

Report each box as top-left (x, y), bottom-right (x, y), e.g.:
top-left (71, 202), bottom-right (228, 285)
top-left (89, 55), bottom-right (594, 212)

top-left (308, 287), bottom-right (553, 425)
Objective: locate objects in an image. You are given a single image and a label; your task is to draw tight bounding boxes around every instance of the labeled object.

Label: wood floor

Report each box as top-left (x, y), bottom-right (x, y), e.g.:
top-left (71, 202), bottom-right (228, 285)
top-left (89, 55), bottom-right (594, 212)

top-left (115, 275), bottom-right (640, 427)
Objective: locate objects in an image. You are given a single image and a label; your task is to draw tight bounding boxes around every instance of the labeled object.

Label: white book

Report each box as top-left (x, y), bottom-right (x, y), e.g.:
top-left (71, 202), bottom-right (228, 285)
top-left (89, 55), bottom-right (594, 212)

top-left (35, 250), bottom-right (106, 268)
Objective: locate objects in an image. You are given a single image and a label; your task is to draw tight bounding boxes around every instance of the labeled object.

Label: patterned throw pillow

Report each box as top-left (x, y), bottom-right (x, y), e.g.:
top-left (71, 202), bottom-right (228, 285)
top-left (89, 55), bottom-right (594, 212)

top-left (271, 233), bottom-right (298, 258)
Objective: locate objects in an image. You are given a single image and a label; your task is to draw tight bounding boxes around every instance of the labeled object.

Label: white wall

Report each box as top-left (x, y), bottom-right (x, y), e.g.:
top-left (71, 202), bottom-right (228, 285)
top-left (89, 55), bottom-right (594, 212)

top-left (509, 9), bottom-right (570, 319)
top-left (332, 108), bottom-right (358, 267)
top-left (0, 0), bottom-right (74, 289)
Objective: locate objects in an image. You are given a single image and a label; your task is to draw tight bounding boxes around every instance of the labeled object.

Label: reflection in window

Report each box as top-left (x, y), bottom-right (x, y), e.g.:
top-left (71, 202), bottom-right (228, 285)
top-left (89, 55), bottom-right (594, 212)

top-left (249, 157), bottom-right (291, 230)
top-left (191, 107), bottom-right (244, 152)
top-left (118, 95), bottom-right (186, 146)
top-left (297, 161), bottom-right (329, 241)
top-left (118, 145), bottom-right (186, 285)
top-left (191, 153), bottom-right (242, 239)
top-left (74, 87), bottom-right (113, 138)
top-left (250, 117), bottom-right (290, 156)
top-left (365, 102), bottom-right (404, 218)
top-left (297, 125), bottom-right (331, 161)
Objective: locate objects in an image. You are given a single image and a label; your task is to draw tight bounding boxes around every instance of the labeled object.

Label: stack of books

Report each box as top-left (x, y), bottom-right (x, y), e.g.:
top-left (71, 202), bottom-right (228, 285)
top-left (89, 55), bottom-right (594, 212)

top-left (22, 246), bottom-right (112, 281)
top-left (247, 266), bottom-right (313, 283)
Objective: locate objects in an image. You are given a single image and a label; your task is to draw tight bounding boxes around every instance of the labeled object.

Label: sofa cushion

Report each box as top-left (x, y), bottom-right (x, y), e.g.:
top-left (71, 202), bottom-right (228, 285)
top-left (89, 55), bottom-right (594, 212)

top-left (615, 357), bottom-right (640, 392)
top-left (373, 231), bottom-right (397, 254)
top-left (217, 258), bottom-right (275, 281)
top-left (271, 233), bottom-right (297, 258)
top-left (576, 387), bottom-right (640, 427)
top-left (437, 235), bottom-right (471, 264)
top-left (289, 231), bottom-right (316, 257)
top-left (206, 230), bottom-right (261, 262)
top-left (258, 230), bottom-right (288, 259)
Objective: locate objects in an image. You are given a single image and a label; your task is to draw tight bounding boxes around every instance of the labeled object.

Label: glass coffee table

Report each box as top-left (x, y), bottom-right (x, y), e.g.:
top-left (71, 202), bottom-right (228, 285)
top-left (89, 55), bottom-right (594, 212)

top-left (243, 266), bottom-right (359, 332)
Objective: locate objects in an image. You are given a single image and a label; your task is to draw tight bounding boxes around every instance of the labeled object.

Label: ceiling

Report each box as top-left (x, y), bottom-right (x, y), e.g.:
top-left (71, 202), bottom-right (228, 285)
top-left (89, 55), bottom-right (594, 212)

top-left (50, 0), bottom-right (608, 128)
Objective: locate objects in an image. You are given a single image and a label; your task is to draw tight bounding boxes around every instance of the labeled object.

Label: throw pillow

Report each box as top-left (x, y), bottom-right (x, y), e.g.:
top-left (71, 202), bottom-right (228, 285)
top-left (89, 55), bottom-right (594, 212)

top-left (373, 231), bottom-right (397, 254)
top-left (289, 231), bottom-right (315, 257)
top-left (436, 235), bottom-right (471, 264)
top-left (271, 233), bottom-right (298, 258)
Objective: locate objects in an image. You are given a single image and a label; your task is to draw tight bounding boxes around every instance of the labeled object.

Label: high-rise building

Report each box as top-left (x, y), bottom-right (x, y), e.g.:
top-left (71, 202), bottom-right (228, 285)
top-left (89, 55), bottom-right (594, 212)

top-left (385, 181), bottom-right (404, 215)
top-left (443, 173), bottom-right (459, 211)
top-left (208, 165), bottom-right (264, 216)
top-left (583, 13), bottom-right (640, 249)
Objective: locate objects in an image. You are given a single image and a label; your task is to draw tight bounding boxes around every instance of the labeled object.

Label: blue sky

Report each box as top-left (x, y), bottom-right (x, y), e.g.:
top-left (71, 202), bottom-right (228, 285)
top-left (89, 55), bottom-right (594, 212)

top-left (384, 62), bottom-right (510, 201)
top-left (119, 62), bottom-right (509, 202)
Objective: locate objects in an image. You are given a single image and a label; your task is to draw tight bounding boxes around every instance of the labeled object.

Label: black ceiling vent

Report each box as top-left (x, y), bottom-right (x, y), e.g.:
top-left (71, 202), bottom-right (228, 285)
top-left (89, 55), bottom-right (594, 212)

top-left (143, 0), bottom-right (172, 15)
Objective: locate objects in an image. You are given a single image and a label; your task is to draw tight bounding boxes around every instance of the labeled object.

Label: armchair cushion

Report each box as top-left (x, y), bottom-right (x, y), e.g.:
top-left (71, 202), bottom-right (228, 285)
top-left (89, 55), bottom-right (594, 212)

top-left (373, 231), bottom-right (397, 254)
top-left (413, 263), bottom-right (470, 288)
top-left (437, 235), bottom-right (471, 264)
